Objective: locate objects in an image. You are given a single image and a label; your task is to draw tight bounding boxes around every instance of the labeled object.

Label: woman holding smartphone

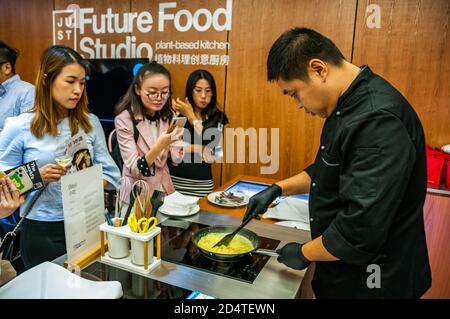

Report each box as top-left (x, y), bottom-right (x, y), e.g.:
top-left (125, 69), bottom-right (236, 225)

top-left (114, 62), bottom-right (183, 214)
top-left (170, 70), bottom-right (228, 197)
top-left (0, 45), bottom-right (121, 269)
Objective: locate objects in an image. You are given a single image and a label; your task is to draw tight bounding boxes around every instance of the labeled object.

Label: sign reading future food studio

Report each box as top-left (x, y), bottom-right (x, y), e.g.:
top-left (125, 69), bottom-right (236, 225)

top-left (52, 0), bottom-right (232, 66)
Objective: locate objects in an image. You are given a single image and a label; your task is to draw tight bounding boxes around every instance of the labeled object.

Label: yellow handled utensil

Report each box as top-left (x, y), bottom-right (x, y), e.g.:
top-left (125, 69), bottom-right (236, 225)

top-left (128, 214), bottom-right (157, 233)
top-left (137, 217), bottom-right (157, 233)
top-left (128, 214), bottom-right (138, 232)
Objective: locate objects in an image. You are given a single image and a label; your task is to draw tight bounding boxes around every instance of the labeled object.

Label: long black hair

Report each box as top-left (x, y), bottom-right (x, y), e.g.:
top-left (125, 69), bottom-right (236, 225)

top-left (185, 69), bottom-right (224, 129)
top-left (115, 61), bottom-right (173, 123)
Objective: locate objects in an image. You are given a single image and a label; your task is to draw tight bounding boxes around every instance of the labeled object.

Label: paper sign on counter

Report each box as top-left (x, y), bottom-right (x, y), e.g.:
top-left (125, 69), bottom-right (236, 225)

top-left (61, 165), bottom-right (104, 263)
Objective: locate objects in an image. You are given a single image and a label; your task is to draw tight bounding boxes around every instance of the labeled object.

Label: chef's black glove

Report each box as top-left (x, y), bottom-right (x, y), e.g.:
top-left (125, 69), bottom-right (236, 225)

top-left (276, 242), bottom-right (310, 270)
top-left (242, 184), bottom-right (282, 223)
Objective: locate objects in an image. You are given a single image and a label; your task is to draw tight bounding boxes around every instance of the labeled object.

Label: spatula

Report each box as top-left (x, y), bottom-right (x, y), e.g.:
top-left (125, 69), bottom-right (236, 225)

top-left (150, 190), bottom-right (165, 218)
top-left (212, 216), bottom-right (253, 248)
top-left (122, 184), bottom-right (140, 226)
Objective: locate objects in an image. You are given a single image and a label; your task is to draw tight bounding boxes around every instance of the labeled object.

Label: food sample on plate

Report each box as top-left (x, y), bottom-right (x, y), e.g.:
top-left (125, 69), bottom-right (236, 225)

top-left (197, 233), bottom-right (254, 254)
top-left (214, 191), bottom-right (244, 204)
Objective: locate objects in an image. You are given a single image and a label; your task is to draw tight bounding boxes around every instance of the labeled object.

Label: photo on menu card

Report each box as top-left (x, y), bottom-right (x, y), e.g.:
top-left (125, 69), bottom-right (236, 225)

top-left (66, 132), bottom-right (93, 171)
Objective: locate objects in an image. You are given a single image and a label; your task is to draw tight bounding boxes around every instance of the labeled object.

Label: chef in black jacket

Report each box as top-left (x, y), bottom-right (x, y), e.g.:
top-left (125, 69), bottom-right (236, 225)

top-left (243, 27), bottom-right (432, 298)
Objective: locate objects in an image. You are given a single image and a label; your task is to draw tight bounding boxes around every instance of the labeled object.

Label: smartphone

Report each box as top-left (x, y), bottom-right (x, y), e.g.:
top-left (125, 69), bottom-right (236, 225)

top-left (7, 166), bottom-right (34, 195)
top-left (167, 116), bottom-right (187, 133)
top-left (0, 161), bottom-right (44, 196)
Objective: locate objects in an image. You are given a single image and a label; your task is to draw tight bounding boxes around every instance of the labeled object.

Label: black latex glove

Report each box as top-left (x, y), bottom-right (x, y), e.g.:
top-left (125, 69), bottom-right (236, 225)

top-left (276, 242), bottom-right (310, 270)
top-left (242, 184), bottom-right (282, 223)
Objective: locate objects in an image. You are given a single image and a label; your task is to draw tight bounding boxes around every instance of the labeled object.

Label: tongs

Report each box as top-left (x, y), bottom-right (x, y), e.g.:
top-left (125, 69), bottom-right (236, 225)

top-left (212, 216), bottom-right (253, 248)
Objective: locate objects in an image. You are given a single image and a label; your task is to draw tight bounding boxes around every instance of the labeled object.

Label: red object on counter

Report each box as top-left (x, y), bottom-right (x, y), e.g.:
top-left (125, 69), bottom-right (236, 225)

top-left (444, 153), bottom-right (450, 190)
top-left (426, 145), bottom-right (446, 188)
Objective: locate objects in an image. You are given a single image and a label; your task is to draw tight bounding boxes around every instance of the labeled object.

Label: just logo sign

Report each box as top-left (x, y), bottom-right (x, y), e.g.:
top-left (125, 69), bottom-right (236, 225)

top-left (53, 0), bottom-right (233, 60)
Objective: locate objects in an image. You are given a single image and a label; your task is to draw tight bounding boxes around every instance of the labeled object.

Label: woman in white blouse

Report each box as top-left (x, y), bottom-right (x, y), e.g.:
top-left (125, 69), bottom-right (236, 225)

top-left (0, 45), bottom-right (120, 269)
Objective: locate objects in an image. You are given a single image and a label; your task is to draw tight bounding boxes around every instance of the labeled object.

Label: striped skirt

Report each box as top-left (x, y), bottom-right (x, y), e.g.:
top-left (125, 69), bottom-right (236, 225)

top-left (170, 175), bottom-right (215, 198)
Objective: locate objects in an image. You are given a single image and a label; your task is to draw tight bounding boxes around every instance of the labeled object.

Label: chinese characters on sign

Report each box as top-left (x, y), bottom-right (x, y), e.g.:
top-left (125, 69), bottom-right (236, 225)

top-left (155, 53), bottom-right (229, 66)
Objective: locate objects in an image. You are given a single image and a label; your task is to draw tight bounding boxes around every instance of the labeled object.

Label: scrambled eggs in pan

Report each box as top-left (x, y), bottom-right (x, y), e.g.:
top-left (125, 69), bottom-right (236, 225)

top-left (197, 233), bottom-right (254, 254)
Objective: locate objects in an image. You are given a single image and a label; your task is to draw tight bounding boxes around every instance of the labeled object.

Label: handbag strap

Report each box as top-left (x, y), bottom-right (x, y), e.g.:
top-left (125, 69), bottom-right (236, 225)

top-left (0, 187), bottom-right (45, 245)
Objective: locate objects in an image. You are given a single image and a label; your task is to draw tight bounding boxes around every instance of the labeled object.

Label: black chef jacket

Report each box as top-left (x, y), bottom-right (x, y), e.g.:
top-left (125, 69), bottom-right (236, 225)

top-left (304, 66), bottom-right (431, 298)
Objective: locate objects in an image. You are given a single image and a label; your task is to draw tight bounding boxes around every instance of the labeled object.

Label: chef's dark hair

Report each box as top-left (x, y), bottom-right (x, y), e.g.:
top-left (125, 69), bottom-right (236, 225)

top-left (0, 40), bottom-right (19, 74)
top-left (267, 27), bottom-right (345, 82)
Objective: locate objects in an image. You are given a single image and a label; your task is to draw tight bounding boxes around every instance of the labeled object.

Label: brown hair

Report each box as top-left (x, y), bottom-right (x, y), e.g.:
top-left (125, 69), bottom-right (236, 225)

top-left (31, 45), bottom-right (92, 138)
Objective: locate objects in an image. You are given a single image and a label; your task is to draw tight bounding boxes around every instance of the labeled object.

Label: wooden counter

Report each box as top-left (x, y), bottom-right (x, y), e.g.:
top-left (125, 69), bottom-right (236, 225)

top-left (198, 174), bottom-right (277, 223)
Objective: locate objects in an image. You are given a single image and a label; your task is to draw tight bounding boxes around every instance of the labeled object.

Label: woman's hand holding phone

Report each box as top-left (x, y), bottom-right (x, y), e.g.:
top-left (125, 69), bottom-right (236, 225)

top-left (167, 116), bottom-right (187, 134)
top-left (0, 176), bottom-right (24, 218)
top-left (172, 97), bottom-right (203, 135)
top-left (157, 126), bottom-right (184, 150)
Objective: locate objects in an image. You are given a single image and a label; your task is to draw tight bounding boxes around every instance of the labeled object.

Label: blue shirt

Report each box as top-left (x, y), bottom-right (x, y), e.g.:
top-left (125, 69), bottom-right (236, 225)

top-left (0, 75), bottom-right (35, 132)
top-left (0, 113), bottom-right (121, 221)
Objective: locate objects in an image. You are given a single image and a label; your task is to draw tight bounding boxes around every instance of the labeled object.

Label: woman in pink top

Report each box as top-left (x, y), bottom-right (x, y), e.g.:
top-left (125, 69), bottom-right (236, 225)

top-left (114, 62), bottom-right (183, 210)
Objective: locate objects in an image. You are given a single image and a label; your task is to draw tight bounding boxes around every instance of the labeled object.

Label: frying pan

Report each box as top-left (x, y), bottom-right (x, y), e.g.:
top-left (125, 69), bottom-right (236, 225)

top-left (191, 225), bottom-right (278, 261)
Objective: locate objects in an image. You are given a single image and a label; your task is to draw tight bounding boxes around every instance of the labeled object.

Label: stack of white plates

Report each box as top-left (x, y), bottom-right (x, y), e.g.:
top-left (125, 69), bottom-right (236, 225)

top-left (159, 191), bottom-right (200, 217)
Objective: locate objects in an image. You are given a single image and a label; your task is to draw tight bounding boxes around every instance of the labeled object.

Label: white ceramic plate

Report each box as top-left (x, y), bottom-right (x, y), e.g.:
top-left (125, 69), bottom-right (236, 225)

top-left (207, 191), bottom-right (249, 207)
top-left (158, 204), bottom-right (200, 217)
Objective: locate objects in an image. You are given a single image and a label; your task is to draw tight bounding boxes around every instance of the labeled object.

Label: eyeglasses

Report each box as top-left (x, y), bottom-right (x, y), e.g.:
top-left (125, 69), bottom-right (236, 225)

top-left (145, 90), bottom-right (170, 101)
top-left (193, 87), bottom-right (213, 96)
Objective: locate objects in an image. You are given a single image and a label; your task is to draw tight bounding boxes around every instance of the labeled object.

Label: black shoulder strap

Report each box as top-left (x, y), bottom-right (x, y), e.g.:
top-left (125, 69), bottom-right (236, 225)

top-left (0, 187), bottom-right (45, 248)
top-left (126, 107), bottom-right (139, 143)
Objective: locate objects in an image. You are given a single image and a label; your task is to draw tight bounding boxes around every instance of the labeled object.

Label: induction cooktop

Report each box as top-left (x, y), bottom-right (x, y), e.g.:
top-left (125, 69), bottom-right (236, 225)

top-left (159, 220), bottom-right (280, 283)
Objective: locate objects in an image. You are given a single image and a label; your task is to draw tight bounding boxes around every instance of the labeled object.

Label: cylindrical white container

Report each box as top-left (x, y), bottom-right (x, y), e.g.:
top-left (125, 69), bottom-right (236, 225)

top-left (106, 220), bottom-right (129, 259)
top-left (130, 235), bottom-right (154, 266)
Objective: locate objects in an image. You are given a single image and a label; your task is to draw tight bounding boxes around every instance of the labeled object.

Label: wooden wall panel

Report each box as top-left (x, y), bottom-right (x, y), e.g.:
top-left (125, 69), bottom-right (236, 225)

top-left (221, 0), bottom-right (358, 184)
top-left (423, 193), bottom-right (450, 298)
top-left (353, 0), bottom-right (450, 149)
top-left (0, 0), bottom-right (54, 84)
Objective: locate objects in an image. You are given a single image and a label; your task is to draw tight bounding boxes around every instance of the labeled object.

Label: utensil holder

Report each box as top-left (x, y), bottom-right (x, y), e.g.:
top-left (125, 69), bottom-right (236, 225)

top-left (99, 222), bottom-right (161, 275)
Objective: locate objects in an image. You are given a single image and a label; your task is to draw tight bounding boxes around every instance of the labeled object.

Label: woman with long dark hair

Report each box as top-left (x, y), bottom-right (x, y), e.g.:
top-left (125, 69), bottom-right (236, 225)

top-left (170, 70), bottom-right (228, 197)
top-left (114, 62), bottom-right (183, 212)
